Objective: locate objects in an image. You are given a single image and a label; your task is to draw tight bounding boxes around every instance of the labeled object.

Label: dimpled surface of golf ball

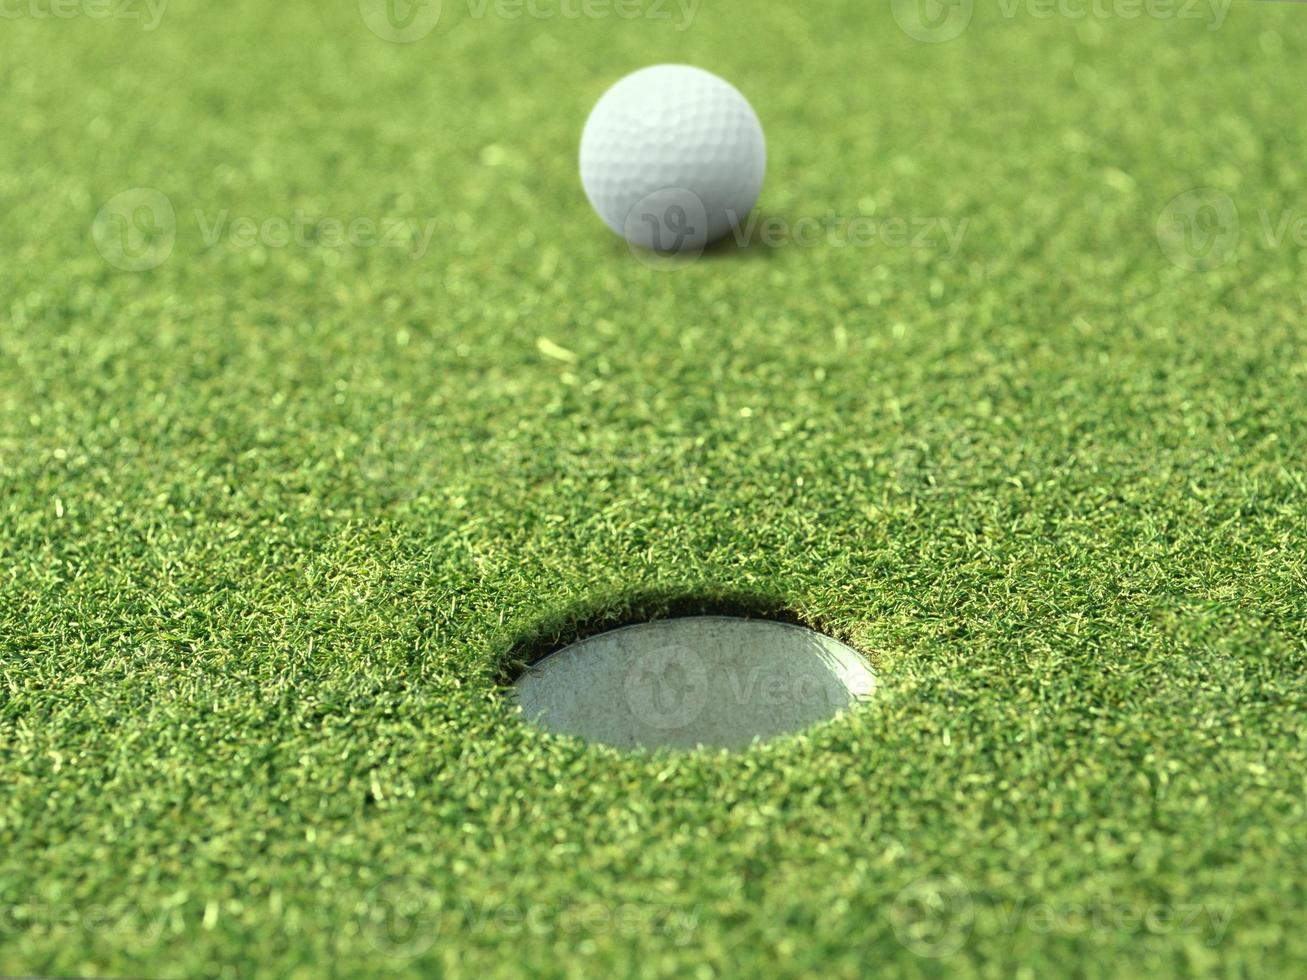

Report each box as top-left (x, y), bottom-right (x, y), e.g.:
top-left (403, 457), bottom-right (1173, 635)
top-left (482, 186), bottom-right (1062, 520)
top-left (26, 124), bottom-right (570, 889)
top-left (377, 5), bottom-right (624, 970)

top-left (579, 65), bottom-right (766, 253)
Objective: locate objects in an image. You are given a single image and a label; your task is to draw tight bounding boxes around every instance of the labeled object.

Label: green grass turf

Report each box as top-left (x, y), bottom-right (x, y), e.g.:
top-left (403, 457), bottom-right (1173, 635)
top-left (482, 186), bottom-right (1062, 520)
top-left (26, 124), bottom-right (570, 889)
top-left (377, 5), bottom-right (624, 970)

top-left (2, 1), bottom-right (1306, 976)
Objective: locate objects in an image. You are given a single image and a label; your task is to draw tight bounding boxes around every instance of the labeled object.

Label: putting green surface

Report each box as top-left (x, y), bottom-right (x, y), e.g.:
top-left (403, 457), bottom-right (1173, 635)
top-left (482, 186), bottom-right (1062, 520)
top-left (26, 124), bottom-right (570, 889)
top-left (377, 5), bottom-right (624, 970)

top-left (3, 1), bottom-right (1306, 976)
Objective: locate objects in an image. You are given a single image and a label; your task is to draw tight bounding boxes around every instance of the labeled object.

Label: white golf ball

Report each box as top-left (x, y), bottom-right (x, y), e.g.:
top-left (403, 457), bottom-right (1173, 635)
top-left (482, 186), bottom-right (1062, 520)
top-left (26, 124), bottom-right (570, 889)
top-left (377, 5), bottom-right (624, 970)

top-left (579, 64), bottom-right (766, 253)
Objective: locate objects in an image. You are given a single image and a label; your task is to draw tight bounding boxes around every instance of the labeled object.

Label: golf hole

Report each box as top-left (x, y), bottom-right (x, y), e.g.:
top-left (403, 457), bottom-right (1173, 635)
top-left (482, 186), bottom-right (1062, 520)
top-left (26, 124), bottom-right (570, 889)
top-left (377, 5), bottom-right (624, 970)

top-left (512, 616), bottom-right (875, 751)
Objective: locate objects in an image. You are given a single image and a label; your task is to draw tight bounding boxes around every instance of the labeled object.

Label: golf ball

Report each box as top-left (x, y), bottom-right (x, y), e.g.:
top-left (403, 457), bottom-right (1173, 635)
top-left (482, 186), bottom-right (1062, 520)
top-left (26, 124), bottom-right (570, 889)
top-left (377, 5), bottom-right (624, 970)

top-left (579, 65), bottom-right (766, 253)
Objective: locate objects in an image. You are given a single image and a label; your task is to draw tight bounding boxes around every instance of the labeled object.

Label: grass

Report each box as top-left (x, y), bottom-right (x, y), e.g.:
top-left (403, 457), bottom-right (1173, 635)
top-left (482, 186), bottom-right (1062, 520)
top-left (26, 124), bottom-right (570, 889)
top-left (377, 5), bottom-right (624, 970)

top-left (2, 1), bottom-right (1306, 976)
